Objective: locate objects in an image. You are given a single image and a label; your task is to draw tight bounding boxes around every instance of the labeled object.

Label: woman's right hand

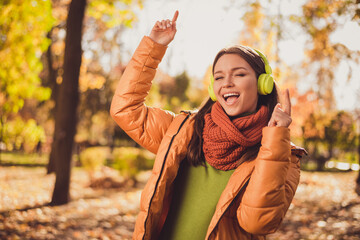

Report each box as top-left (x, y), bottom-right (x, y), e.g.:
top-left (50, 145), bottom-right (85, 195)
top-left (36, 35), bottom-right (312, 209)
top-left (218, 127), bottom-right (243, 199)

top-left (149, 10), bottom-right (179, 46)
top-left (268, 89), bottom-right (292, 128)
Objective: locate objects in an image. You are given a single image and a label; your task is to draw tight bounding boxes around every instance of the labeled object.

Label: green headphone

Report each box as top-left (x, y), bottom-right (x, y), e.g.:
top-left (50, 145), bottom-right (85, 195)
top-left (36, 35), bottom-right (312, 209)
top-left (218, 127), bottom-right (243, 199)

top-left (208, 49), bottom-right (274, 101)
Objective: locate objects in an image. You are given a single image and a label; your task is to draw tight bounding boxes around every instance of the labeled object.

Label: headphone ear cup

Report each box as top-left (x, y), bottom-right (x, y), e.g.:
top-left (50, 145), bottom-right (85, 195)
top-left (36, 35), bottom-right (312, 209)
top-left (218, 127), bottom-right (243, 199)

top-left (208, 76), bottom-right (217, 101)
top-left (258, 74), bottom-right (274, 95)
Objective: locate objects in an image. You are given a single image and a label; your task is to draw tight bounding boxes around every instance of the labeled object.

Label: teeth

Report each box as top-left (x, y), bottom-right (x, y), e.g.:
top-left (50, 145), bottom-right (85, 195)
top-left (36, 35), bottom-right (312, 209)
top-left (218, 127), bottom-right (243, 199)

top-left (223, 93), bottom-right (239, 98)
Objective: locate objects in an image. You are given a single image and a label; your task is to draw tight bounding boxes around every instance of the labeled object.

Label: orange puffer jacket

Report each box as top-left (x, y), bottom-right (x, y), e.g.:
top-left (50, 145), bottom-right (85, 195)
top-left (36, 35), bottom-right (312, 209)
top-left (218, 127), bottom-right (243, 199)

top-left (110, 36), bottom-right (306, 240)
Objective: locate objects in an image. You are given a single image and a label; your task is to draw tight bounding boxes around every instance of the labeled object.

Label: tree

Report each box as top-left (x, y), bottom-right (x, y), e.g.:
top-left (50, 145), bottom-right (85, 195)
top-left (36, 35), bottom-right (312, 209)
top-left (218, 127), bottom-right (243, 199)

top-left (47, 0), bottom-right (142, 173)
top-left (302, 111), bottom-right (357, 171)
top-left (0, 0), bottom-right (54, 156)
top-left (237, 1), bottom-right (277, 60)
top-left (50, 0), bottom-right (142, 205)
top-left (293, 0), bottom-right (360, 111)
top-left (45, 0), bottom-right (69, 174)
top-left (352, 0), bottom-right (360, 196)
top-left (51, 0), bottom-right (87, 205)
top-left (157, 71), bottom-right (192, 112)
top-left (299, 0), bottom-right (360, 190)
top-left (356, 113), bottom-right (360, 195)
top-left (355, 94), bottom-right (360, 196)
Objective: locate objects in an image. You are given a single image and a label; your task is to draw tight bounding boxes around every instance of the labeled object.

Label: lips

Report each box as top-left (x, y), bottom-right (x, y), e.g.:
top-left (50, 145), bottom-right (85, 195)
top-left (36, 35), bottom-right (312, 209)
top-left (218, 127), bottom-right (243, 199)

top-left (223, 92), bottom-right (240, 104)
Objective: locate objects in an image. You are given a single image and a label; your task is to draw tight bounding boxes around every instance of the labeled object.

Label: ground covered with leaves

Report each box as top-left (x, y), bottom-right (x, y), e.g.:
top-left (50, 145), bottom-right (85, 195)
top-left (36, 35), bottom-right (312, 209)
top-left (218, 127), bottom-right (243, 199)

top-left (1, 166), bottom-right (360, 240)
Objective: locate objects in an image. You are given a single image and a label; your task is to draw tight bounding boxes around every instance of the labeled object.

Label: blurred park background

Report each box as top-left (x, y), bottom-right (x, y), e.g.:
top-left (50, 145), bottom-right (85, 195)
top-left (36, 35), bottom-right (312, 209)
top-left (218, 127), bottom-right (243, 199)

top-left (1, 0), bottom-right (360, 239)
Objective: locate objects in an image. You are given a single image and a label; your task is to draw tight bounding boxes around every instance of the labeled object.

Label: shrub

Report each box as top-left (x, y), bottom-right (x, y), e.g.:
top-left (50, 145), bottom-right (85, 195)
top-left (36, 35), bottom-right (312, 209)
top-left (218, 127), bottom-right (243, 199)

top-left (79, 146), bottom-right (110, 172)
top-left (112, 147), bottom-right (154, 179)
top-left (1, 117), bottom-right (45, 153)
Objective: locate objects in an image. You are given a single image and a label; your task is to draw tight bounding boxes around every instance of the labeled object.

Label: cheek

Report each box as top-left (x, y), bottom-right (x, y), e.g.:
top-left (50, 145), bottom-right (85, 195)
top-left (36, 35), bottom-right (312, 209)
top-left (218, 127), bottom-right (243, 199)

top-left (241, 78), bottom-right (258, 108)
top-left (213, 82), bottom-right (221, 94)
top-left (241, 77), bottom-right (258, 93)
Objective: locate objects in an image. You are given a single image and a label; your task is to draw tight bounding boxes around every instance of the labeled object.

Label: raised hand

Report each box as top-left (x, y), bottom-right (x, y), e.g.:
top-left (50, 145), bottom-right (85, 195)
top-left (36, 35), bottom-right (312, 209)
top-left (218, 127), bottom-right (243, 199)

top-left (268, 89), bottom-right (292, 128)
top-left (149, 10), bottom-right (179, 46)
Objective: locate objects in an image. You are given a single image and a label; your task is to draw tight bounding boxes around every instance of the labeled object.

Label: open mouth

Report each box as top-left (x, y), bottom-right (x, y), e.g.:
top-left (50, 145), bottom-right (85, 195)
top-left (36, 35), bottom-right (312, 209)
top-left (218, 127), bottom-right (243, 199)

top-left (223, 93), bottom-right (240, 104)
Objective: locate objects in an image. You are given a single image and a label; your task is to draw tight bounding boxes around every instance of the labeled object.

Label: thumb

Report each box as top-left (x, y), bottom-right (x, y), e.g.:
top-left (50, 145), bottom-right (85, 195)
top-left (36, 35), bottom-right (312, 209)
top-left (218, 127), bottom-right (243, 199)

top-left (268, 103), bottom-right (281, 127)
top-left (268, 118), bottom-right (276, 127)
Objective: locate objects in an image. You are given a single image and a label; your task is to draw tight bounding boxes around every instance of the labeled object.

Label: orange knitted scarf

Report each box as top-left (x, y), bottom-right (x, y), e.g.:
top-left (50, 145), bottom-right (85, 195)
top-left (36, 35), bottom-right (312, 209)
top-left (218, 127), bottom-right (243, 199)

top-left (203, 102), bottom-right (269, 170)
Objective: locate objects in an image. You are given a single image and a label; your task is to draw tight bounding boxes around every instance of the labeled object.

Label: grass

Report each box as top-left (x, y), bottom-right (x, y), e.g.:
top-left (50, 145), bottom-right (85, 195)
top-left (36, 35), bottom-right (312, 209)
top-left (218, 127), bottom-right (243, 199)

top-left (0, 152), bottom-right (49, 166)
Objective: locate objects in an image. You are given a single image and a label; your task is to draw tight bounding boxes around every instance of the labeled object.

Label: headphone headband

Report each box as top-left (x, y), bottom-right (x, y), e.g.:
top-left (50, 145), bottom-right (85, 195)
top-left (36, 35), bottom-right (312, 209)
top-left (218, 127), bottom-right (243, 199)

top-left (254, 49), bottom-right (272, 75)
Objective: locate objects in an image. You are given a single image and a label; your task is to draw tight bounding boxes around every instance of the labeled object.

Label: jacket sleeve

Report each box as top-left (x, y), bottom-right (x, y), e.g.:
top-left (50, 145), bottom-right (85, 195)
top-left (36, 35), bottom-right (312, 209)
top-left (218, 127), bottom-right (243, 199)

top-left (237, 126), bottom-right (300, 235)
top-left (110, 36), bottom-right (175, 154)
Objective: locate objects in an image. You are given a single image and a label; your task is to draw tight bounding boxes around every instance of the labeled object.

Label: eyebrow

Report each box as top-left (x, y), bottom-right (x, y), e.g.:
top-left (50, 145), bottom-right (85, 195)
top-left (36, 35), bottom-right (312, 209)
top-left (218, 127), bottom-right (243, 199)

top-left (214, 67), bottom-right (248, 75)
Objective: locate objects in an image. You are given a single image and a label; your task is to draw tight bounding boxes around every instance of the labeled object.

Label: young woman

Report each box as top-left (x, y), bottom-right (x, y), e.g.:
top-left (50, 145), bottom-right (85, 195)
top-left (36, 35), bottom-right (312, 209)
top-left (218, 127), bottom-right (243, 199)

top-left (110, 11), bottom-right (306, 240)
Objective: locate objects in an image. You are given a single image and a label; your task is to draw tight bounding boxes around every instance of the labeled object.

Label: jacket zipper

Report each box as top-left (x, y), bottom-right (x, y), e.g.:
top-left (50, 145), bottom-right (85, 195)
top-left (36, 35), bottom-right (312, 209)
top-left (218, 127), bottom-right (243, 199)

top-left (142, 113), bottom-right (190, 240)
top-left (207, 177), bottom-right (251, 240)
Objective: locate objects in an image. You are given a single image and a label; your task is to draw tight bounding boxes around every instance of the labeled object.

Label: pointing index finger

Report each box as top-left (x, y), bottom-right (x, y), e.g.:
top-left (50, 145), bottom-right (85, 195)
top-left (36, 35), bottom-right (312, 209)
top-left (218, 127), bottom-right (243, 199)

top-left (172, 10), bottom-right (179, 22)
top-left (281, 89), bottom-right (291, 116)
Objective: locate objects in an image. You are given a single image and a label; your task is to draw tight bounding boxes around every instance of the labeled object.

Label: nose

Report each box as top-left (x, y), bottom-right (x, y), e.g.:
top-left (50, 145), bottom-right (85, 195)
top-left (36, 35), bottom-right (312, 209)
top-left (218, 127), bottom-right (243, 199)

top-left (222, 75), bottom-right (235, 88)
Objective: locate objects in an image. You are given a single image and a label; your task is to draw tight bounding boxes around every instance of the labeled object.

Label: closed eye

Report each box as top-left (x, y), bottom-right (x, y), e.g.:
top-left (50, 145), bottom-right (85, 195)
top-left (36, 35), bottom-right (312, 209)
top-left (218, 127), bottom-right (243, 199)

top-left (215, 77), bottom-right (223, 80)
top-left (235, 74), bottom-right (246, 77)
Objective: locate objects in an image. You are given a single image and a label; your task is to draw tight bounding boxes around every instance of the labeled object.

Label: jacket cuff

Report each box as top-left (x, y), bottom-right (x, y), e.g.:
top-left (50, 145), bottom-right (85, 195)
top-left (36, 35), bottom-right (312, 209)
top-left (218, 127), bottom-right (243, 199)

top-left (259, 127), bottom-right (291, 162)
top-left (136, 36), bottom-right (168, 69)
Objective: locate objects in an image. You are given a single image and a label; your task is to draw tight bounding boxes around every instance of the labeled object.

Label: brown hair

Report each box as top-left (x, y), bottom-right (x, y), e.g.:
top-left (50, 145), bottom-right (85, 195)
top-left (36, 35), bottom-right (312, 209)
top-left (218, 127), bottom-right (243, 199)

top-left (186, 45), bottom-right (279, 167)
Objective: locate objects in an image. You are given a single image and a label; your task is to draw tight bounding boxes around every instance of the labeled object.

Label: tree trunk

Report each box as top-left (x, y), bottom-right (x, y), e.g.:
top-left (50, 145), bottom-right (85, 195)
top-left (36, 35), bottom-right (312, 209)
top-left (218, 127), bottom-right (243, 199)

top-left (356, 132), bottom-right (360, 196)
top-left (50, 0), bottom-right (87, 206)
top-left (316, 156), bottom-right (327, 171)
top-left (47, 139), bottom-right (56, 173)
top-left (46, 29), bottom-right (58, 174)
top-left (0, 116), bottom-right (3, 163)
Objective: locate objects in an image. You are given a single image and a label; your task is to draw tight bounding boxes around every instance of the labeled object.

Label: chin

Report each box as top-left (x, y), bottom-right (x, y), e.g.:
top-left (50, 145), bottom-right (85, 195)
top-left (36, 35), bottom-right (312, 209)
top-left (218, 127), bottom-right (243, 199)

top-left (224, 105), bottom-right (256, 118)
top-left (224, 109), bottom-right (244, 117)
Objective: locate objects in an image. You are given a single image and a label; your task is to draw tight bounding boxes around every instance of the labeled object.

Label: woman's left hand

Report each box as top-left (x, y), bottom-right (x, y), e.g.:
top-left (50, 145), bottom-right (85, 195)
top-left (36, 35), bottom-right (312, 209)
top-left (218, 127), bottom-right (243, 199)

top-left (268, 89), bottom-right (292, 127)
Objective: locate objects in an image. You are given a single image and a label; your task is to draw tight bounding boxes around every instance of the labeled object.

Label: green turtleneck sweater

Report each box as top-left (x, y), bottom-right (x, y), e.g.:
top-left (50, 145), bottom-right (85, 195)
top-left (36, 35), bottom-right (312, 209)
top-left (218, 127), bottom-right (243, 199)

top-left (159, 160), bottom-right (235, 240)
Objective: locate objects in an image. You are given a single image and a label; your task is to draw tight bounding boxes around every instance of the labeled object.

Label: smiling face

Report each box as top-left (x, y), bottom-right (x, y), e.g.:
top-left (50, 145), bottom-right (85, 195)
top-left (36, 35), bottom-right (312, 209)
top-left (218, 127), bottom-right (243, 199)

top-left (213, 54), bottom-right (258, 117)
